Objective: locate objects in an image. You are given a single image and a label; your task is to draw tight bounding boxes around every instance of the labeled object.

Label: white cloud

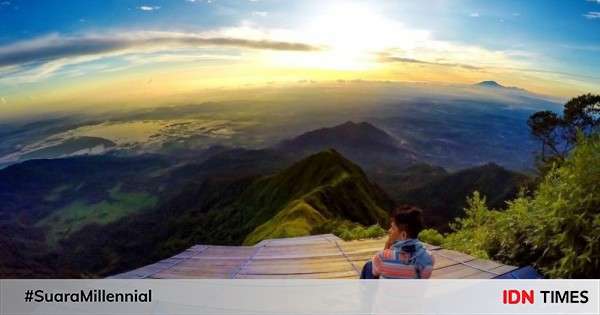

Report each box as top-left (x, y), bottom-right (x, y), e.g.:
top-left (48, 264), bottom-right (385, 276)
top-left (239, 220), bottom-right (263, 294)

top-left (584, 11), bottom-right (600, 19)
top-left (139, 5), bottom-right (160, 11)
top-left (586, 0), bottom-right (600, 4)
top-left (0, 30), bottom-right (320, 84)
top-left (469, 12), bottom-right (480, 18)
top-left (0, 31), bottom-right (319, 66)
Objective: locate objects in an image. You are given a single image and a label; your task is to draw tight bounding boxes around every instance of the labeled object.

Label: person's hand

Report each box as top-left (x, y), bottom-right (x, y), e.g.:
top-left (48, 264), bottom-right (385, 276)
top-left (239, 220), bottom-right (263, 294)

top-left (384, 236), bottom-right (393, 250)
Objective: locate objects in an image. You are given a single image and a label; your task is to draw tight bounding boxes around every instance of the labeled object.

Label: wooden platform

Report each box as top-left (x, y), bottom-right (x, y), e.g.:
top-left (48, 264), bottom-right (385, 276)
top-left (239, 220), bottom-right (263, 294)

top-left (110, 234), bottom-right (517, 279)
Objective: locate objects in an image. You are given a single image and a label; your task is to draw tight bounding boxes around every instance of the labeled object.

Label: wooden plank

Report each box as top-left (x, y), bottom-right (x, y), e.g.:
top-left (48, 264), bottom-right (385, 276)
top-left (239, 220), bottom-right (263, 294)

top-left (434, 249), bottom-right (475, 263)
top-left (254, 248), bottom-right (342, 259)
top-left (464, 259), bottom-right (504, 272)
top-left (430, 253), bottom-right (465, 270)
top-left (165, 265), bottom-right (241, 274)
top-left (259, 243), bottom-right (340, 251)
top-left (265, 240), bottom-right (335, 246)
top-left (168, 260), bottom-right (246, 271)
top-left (172, 250), bottom-right (202, 259)
top-left (153, 262), bottom-right (243, 278)
top-left (346, 253), bottom-right (376, 262)
top-left (188, 245), bottom-right (209, 252)
top-left (240, 262), bottom-right (356, 275)
top-left (151, 271), bottom-right (233, 279)
top-left (463, 271), bottom-right (498, 279)
top-left (107, 271), bottom-right (144, 279)
top-left (432, 264), bottom-right (489, 279)
top-left (235, 270), bottom-right (359, 279)
top-left (253, 253), bottom-right (343, 260)
top-left (488, 265), bottom-right (519, 276)
top-left (199, 246), bottom-right (256, 256)
top-left (247, 257), bottom-right (350, 265)
top-left (184, 256), bottom-right (257, 261)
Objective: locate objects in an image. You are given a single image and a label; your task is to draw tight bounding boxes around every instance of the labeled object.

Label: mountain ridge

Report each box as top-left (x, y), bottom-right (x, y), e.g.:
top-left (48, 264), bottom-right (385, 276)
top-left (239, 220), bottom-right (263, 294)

top-left (278, 121), bottom-right (417, 172)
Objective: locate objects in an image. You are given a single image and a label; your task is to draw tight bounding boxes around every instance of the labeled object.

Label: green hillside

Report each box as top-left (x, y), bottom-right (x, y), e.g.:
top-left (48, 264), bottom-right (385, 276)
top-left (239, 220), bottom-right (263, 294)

top-left (242, 149), bottom-right (392, 244)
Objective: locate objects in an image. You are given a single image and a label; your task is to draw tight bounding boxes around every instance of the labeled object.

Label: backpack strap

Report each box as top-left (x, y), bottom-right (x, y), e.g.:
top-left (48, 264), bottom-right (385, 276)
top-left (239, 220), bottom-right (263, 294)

top-left (415, 265), bottom-right (421, 279)
top-left (401, 244), bottom-right (421, 279)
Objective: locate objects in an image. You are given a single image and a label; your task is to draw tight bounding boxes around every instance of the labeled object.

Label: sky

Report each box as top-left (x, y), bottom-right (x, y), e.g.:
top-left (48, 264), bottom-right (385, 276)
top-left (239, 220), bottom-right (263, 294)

top-left (1, 0), bottom-right (599, 117)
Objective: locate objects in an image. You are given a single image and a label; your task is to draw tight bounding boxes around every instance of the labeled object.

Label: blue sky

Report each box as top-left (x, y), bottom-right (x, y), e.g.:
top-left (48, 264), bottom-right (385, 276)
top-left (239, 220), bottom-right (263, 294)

top-left (0, 0), bottom-right (599, 113)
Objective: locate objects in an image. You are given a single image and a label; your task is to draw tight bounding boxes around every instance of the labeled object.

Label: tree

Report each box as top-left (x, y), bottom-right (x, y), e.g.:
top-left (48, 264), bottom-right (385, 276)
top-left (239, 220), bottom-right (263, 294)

top-left (528, 94), bottom-right (600, 167)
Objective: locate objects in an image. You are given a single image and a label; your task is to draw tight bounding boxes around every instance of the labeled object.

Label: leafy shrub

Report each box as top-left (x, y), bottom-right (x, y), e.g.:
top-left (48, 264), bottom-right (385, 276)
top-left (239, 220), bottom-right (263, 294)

top-left (443, 133), bottom-right (600, 278)
top-left (312, 219), bottom-right (386, 241)
top-left (418, 228), bottom-right (445, 246)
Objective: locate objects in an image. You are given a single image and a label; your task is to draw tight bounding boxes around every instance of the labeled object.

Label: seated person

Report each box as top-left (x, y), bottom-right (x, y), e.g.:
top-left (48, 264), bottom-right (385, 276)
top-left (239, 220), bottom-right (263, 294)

top-left (360, 206), bottom-right (435, 279)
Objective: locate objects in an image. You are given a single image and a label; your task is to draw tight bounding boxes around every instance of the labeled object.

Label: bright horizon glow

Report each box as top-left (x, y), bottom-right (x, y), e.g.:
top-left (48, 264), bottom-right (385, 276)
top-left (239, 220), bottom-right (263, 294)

top-left (1, 0), bottom-right (599, 118)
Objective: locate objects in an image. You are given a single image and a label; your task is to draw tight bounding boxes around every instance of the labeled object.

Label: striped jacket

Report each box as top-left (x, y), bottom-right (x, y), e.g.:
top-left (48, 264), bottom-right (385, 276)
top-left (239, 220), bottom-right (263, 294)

top-left (371, 238), bottom-right (435, 279)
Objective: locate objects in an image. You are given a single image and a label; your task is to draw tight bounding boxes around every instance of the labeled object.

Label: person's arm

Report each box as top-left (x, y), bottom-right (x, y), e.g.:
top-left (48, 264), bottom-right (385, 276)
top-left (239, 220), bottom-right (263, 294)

top-left (371, 252), bottom-right (382, 277)
top-left (374, 249), bottom-right (424, 279)
top-left (371, 249), bottom-right (393, 277)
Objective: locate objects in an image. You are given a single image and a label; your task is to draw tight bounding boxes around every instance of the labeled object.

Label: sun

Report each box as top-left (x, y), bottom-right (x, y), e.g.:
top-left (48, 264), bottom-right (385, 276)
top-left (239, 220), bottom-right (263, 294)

top-left (267, 3), bottom-right (400, 71)
top-left (309, 3), bottom-right (394, 54)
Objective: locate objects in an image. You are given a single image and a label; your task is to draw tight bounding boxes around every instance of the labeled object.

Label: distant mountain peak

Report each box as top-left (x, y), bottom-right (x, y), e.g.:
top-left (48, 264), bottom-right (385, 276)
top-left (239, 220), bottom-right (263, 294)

top-left (474, 80), bottom-right (527, 93)
top-left (277, 121), bottom-right (417, 171)
top-left (279, 121), bottom-right (399, 150)
top-left (475, 81), bottom-right (505, 88)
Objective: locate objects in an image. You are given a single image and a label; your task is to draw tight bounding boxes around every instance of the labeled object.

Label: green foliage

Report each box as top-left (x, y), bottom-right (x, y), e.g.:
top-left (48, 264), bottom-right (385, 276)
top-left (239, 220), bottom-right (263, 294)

top-left (312, 219), bottom-right (386, 241)
top-left (418, 228), bottom-right (444, 246)
top-left (443, 133), bottom-right (600, 278)
top-left (243, 200), bottom-right (327, 245)
top-left (442, 192), bottom-right (497, 259)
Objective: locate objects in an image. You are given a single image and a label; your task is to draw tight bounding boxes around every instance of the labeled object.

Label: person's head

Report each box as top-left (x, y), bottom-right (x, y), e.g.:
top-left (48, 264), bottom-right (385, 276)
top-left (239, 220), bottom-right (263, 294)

top-left (388, 205), bottom-right (424, 242)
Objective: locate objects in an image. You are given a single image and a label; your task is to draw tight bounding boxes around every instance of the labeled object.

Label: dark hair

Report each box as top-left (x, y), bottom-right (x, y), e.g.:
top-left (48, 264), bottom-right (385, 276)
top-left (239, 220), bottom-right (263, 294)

top-left (392, 205), bottom-right (424, 239)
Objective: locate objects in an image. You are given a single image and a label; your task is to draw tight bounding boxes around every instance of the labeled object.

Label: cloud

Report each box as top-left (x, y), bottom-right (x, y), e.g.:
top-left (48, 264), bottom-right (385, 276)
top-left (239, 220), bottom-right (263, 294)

top-left (469, 12), bottom-right (480, 17)
top-left (1, 97), bottom-right (6, 104)
top-left (378, 53), bottom-right (482, 70)
top-left (378, 51), bottom-right (600, 82)
top-left (586, 0), bottom-right (600, 4)
top-left (584, 11), bottom-right (600, 19)
top-left (0, 32), bottom-right (321, 68)
top-left (139, 5), bottom-right (160, 11)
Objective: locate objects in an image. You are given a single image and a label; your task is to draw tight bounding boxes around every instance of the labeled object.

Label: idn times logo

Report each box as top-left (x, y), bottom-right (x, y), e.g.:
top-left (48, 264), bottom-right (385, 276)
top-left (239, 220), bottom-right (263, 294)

top-left (502, 290), bottom-right (589, 304)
